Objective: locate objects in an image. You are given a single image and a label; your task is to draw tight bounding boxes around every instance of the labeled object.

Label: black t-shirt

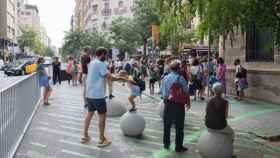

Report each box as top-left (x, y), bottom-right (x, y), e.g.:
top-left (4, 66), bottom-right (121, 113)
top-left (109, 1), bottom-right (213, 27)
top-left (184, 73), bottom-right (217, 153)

top-left (52, 62), bottom-right (61, 72)
top-left (205, 96), bottom-right (228, 130)
top-left (81, 54), bottom-right (91, 74)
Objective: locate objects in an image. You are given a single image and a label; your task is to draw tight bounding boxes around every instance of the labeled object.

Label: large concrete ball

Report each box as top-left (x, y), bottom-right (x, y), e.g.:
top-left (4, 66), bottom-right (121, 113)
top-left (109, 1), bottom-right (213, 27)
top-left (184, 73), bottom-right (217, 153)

top-left (157, 101), bottom-right (165, 119)
top-left (106, 99), bottom-right (127, 117)
top-left (198, 131), bottom-right (233, 158)
top-left (120, 112), bottom-right (146, 137)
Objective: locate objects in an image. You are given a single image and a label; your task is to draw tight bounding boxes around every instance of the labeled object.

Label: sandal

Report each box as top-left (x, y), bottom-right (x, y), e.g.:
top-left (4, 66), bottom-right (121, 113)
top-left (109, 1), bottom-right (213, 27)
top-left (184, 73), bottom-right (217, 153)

top-left (44, 102), bottom-right (50, 106)
top-left (97, 137), bottom-right (112, 147)
top-left (80, 136), bottom-right (91, 144)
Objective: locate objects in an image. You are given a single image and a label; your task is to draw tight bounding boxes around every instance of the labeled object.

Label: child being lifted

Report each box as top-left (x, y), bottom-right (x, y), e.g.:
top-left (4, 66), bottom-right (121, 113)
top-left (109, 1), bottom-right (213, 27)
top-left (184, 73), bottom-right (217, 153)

top-left (116, 70), bottom-right (142, 112)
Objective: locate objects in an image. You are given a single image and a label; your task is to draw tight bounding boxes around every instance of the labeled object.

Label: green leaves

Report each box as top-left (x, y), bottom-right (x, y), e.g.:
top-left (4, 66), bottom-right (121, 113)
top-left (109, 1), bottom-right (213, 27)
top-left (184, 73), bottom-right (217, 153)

top-left (61, 29), bottom-right (111, 59)
top-left (158, 0), bottom-right (280, 46)
top-left (110, 17), bottom-right (140, 55)
top-left (17, 26), bottom-right (39, 53)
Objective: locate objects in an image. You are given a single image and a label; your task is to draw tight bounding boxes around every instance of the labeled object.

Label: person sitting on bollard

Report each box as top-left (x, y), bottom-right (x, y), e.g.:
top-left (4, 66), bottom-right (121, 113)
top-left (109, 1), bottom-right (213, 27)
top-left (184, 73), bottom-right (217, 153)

top-left (205, 82), bottom-right (235, 157)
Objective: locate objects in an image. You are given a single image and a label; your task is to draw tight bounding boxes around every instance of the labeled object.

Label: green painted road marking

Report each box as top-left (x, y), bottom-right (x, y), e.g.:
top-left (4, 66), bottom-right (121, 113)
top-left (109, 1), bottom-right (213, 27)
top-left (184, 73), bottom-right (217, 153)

top-left (149, 108), bottom-right (280, 158)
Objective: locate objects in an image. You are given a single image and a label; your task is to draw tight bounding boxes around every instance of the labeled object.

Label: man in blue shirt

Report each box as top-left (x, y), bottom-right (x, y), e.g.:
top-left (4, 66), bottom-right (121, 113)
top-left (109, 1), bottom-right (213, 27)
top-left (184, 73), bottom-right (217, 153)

top-left (160, 60), bottom-right (191, 153)
top-left (81, 48), bottom-right (115, 147)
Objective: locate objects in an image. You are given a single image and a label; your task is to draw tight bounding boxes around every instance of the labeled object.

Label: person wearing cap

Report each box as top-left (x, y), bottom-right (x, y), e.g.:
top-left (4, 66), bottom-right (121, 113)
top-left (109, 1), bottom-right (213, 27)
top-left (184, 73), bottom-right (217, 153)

top-left (160, 60), bottom-right (191, 153)
top-left (205, 83), bottom-right (235, 154)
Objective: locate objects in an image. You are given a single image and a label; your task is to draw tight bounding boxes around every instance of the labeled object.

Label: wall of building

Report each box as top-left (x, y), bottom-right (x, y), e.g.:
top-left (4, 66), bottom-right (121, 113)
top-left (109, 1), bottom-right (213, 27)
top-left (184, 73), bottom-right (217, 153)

top-left (0, 0), bottom-right (7, 38)
top-left (225, 33), bottom-right (280, 104)
top-left (18, 4), bottom-right (40, 33)
top-left (0, 0), bottom-right (17, 42)
top-left (80, 0), bottom-right (134, 32)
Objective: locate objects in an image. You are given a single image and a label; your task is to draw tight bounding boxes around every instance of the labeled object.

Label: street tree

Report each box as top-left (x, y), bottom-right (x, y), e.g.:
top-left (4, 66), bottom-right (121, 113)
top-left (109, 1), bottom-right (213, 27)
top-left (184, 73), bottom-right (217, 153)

top-left (61, 30), bottom-right (87, 58)
top-left (133, 0), bottom-right (160, 56)
top-left (110, 17), bottom-right (141, 57)
top-left (158, 3), bottom-right (195, 53)
top-left (17, 26), bottom-right (38, 53)
top-left (158, 0), bottom-right (280, 46)
top-left (61, 29), bottom-right (111, 59)
top-left (44, 47), bottom-right (55, 57)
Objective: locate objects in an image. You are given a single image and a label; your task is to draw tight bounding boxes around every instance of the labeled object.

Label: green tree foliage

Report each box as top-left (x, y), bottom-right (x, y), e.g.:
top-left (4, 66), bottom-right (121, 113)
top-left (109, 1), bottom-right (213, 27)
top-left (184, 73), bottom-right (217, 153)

top-left (44, 47), bottom-right (55, 57)
top-left (158, 0), bottom-right (280, 45)
top-left (17, 26), bottom-right (38, 53)
top-left (61, 29), bottom-right (111, 59)
top-left (33, 37), bottom-right (45, 55)
top-left (110, 17), bottom-right (141, 56)
top-left (158, 3), bottom-right (195, 53)
top-left (133, 0), bottom-right (160, 55)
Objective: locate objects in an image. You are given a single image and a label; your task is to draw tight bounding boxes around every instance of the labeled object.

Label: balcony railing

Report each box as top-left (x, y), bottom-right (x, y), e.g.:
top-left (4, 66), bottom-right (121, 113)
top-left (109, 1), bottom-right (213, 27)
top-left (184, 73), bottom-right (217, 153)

top-left (101, 9), bottom-right (112, 16)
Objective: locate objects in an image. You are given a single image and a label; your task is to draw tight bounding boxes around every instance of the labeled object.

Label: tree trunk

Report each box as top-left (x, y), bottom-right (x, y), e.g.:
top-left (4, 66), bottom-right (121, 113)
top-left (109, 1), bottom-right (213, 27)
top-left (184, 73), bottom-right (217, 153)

top-left (143, 39), bottom-right (147, 57)
top-left (219, 35), bottom-right (226, 59)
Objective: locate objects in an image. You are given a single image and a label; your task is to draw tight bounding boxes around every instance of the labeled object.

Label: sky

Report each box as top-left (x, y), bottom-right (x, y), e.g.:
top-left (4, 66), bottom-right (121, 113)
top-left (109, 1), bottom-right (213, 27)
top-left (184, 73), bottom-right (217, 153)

top-left (28, 0), bottom-right (75, 48)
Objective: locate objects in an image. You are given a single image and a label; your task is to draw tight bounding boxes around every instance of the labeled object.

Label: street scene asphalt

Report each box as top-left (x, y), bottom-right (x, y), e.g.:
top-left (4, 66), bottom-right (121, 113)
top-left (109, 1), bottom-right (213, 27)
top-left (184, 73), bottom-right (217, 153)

top-left (0, 71), bottom-right (26, 91)
top-left (14, 82), bottom-right (280, 158)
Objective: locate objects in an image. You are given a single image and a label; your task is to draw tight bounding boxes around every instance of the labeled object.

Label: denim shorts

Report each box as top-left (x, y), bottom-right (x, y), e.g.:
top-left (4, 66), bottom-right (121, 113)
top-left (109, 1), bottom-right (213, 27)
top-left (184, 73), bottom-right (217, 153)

top-left (130, 85), bottom-right (140, 97)
top-left (87, 98), bottom-right (107, 114)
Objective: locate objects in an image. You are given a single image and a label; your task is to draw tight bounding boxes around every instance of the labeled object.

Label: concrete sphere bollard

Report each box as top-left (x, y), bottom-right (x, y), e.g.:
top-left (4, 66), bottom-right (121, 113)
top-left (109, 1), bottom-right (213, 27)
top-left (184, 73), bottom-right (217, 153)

top-left (198, 131), bottom-right (233, 158)
top-left (157, 101), bottom-right (165, 119)
top-left (120, 112), bottom-right (146, 137)
top-left (106, 99), bottom-right (127, 117)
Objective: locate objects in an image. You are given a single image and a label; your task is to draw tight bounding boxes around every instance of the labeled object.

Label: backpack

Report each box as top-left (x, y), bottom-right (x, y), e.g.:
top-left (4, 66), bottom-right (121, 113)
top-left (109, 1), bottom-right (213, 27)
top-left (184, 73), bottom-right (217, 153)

top-left (168, 76), bottom-right (190, 105)
top-left (137, 79), bottom-right (146, 92)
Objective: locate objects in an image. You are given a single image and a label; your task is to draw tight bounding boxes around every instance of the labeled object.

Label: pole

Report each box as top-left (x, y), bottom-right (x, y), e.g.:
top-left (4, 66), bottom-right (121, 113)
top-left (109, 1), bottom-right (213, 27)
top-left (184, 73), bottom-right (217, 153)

top-left (207, 28), bottom-right (211, 97)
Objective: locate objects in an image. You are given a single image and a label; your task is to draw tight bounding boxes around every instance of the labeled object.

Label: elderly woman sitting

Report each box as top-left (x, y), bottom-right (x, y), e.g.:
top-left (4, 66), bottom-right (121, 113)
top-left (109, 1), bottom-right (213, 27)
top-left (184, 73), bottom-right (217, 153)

top-left (205, 83), bottom-right (234, 143)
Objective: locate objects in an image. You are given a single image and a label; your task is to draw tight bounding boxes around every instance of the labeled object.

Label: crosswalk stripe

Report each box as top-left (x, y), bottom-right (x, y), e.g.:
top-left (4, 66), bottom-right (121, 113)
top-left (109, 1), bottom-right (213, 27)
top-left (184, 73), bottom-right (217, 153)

top-left (30, 142), bottom-right (47, 148)
top-left (62, 149), bottom-right (97, 158)
top-left (60, 140), bottom-right (110, 152)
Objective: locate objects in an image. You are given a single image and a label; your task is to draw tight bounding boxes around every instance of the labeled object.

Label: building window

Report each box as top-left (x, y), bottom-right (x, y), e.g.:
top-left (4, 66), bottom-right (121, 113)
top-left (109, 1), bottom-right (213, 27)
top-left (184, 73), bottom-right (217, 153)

top-left (104, 2), bottom-right (110, 9)
top-left (102, 22), bottom-right (107, 30)
top-left (92, 5), bottom-right (98, 14)
top-left (119, 1), bottom-right (124, 8)
top-left (246, 26), bottom-right (274, 62)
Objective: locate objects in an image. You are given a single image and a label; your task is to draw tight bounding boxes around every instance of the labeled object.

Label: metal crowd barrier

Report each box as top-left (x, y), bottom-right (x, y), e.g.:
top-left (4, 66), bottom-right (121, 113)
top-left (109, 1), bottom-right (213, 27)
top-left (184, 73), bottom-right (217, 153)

top-left (0, 73), bottom-right (41, 158)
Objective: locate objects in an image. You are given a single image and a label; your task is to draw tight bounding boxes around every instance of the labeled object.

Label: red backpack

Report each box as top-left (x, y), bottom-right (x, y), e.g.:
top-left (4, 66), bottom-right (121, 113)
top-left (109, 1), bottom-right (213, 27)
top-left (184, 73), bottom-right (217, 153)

top-left (168, 76), bottom-right (190, 106)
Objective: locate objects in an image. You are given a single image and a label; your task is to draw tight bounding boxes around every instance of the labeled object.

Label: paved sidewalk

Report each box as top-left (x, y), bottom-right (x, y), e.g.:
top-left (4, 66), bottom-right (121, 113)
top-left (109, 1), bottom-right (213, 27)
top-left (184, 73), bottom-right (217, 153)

top-left (15, 82), bottom-right (280, 158)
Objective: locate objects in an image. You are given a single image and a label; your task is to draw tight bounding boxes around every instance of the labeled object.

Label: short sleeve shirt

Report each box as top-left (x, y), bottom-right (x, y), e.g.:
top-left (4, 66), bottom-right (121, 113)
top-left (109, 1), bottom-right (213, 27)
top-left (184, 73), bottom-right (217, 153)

top-left (37, 64), bottom-right (46, 77)
top-left (205, 97), bottom-right (228, 130)
top-left (81, 54), bottom-right (91, 74)
top-left (86, 59), bottom-right (109, 99)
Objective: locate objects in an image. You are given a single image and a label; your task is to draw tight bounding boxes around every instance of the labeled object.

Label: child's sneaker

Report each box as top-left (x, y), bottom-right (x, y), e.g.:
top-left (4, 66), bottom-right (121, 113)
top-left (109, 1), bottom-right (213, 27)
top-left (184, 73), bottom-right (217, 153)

top-left (109, 94), bottom-right (115, 99)
top-left (129, 108), bottom-right (137, 113)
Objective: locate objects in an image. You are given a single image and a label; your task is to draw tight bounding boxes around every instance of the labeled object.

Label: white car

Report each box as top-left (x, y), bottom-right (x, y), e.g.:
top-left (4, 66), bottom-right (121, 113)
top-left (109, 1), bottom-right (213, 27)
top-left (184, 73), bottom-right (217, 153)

top-left (44, 57), bottom-right (52, 65)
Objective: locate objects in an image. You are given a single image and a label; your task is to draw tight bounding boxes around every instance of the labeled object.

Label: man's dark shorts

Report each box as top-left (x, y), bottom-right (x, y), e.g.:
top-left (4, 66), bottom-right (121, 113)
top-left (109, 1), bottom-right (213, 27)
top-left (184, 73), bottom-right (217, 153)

top-left (87, 98), bottom-right (107, 114)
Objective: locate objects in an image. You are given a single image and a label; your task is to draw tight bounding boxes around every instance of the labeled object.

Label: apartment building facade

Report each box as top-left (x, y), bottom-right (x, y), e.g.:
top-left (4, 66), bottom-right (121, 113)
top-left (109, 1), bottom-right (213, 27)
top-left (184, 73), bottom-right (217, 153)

top-left (0, 0), bottom-right (17, 59)
top-left (74, 0), bottom-right (134, 32)
top-left (18, 4), bottom-right (41, 33)
top-left (74, 0), bottom-right (90, 31)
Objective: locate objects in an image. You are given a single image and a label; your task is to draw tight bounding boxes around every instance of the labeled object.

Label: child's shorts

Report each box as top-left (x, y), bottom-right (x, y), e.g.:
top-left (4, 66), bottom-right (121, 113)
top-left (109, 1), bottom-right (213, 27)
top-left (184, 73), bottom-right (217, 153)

top-left (130, 85), bottom-right (141, 97)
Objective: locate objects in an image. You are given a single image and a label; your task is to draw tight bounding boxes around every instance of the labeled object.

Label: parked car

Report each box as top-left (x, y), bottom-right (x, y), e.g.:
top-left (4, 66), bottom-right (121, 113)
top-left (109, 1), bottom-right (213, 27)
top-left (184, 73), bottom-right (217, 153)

top-left (4, 61), bottom-right (37, 76)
